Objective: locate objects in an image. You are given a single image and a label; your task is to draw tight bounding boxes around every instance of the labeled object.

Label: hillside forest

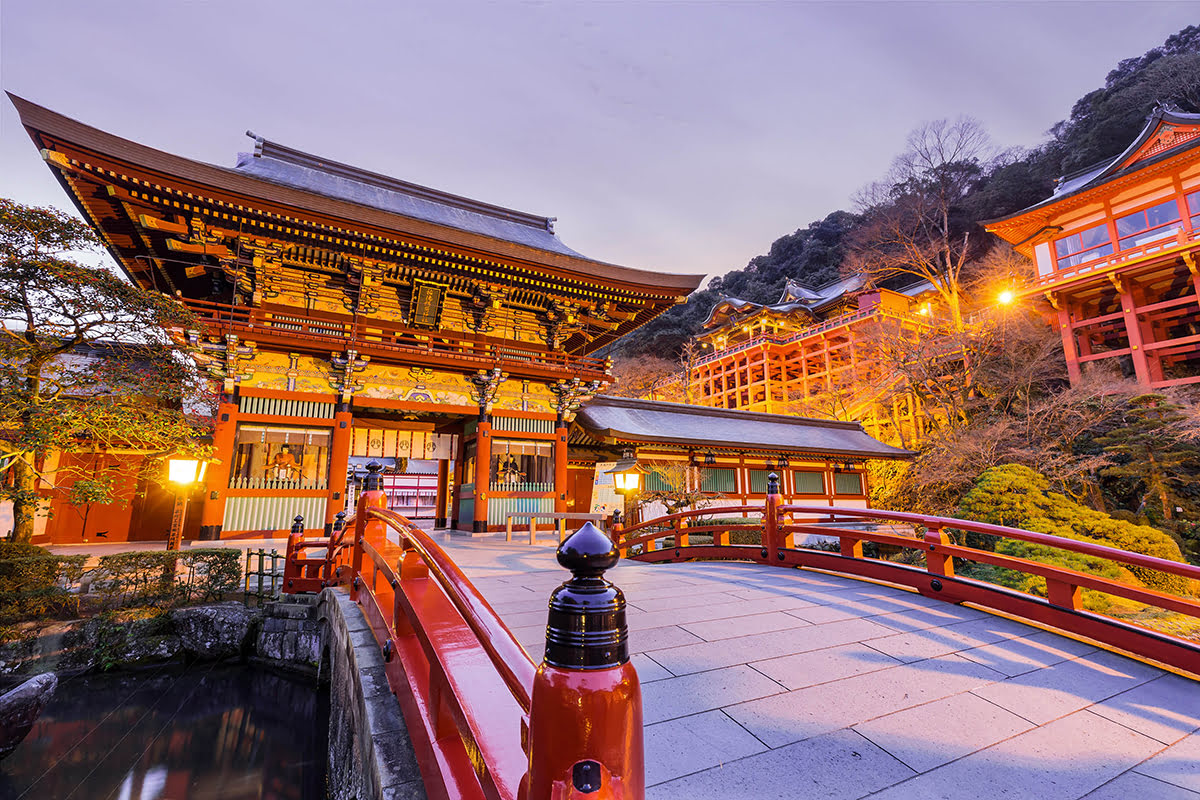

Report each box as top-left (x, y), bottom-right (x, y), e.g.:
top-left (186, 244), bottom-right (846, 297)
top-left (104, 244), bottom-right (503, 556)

top-left (608, 26), bottom-right (1200, 588)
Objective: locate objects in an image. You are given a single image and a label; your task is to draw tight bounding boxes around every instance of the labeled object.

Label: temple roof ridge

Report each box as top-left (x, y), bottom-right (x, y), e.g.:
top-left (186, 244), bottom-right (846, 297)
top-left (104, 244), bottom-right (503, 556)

top-left (237, 132), bottom-right (589, 260)
top-left (985, 104), bottom-right (1200, 227)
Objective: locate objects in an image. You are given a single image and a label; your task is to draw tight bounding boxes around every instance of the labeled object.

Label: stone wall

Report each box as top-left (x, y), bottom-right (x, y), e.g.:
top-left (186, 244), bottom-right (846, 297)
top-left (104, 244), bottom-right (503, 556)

top-left (0, 602), bottom-right (254, 685)
top-left (319, 588), bottom-right (425, 800)
top-left (254, 594), bottom-right (323, 676)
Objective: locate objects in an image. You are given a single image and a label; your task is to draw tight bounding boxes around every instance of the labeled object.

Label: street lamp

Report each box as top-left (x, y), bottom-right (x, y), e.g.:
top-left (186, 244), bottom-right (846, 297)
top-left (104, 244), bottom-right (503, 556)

top-left (605, 449), bottom-right (645, 524)
top-left (166, 457), bottom-right (207, 551)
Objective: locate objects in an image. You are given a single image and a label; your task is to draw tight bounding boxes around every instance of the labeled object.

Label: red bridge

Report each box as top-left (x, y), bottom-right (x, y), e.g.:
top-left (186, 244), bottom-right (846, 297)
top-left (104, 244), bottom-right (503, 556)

top-left (286, 465), bottom-right (1200, 799)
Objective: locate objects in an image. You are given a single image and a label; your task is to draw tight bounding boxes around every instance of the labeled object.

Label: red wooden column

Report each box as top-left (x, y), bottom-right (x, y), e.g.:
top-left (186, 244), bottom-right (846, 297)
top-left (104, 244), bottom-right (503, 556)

top-left (526, 523), bottom-right (643, 799)
top-left (1056, 306), bottom-right (1083, 384)
top-left (554, 422), bottom-right (568, 514)
top-left (434, 457), bottom-right (450, 528)
top-left (325, 403), bottom-right (353, 530)
top-left (1119, 283), bottom-right (1152, 386)
top-left (198, 396), bottom-right (238, 540)
top-left (473, 419), bottom-right (492, 533)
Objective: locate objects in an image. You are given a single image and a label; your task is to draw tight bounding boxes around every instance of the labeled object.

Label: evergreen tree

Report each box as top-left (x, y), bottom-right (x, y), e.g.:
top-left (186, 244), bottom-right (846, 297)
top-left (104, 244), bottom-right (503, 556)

top-left (1095, 394), bottom-right (1200, 524)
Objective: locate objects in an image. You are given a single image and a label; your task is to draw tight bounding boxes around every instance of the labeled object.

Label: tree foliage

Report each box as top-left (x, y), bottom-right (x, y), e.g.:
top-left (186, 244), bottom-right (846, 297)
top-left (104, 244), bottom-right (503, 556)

top-left (0, 198), bottom-right (214, 543)
top-left (640, 461), bottom-right (712, 515)
top-left (848, 117), bottom-right (995, 330)
top-left (957, 464), bottom-right (1190, 599)
top-left (1096, 394), bottom-right (1200, 524)
top-left (613, 26), bottom-right (1200, 360)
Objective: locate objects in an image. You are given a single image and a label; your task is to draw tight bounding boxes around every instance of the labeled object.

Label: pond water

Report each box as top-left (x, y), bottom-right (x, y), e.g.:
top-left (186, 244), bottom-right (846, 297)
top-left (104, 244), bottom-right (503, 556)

top-left (0, 665), bottom-right (328, 800)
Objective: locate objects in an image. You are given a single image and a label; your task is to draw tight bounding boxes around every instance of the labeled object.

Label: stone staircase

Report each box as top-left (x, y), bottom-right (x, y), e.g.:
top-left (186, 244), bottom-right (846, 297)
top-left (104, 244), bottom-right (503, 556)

top-left (255, 594), bottom-right (322, 677)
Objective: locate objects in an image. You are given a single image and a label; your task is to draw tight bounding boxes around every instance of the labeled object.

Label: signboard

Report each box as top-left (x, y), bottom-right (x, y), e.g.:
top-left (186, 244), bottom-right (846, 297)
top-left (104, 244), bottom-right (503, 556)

top-left (410, 280), bottom-right (447, 329)
top-left (590, 461), bottom-right (621, 518)
top-left (352, 429), bottom-right (458, 460)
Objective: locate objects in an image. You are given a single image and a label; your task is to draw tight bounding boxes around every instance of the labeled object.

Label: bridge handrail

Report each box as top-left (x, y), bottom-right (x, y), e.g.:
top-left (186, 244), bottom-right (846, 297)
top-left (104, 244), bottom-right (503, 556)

top-left (780, 504), bottom-right (1200, 583)
top-left (335, 475), bottom-right (643, 799)
top-left (367, 506), bottom-right (536, 710)
top-left (618, 496), bottom-right (1200, 674)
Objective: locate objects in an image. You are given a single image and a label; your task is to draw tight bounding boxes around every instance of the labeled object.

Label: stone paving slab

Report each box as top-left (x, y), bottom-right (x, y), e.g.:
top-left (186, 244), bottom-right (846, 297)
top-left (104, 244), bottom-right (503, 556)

top-left (432, 534), bottom-right (1200, 798)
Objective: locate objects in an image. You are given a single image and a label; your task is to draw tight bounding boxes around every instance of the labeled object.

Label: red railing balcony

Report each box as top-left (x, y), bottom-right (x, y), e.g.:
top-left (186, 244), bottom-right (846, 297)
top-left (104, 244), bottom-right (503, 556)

top-left (181, 297), bottom-right (612, 380)
top-left (1032, 226), bottom-right (1200, 289)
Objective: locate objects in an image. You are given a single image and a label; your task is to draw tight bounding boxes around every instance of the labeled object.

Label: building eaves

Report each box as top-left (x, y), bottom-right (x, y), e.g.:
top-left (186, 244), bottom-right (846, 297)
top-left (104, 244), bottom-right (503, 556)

top-left (575, 395), bottom-right (913, 460)
top-left (7, 92), bottom-right (705, 295)
top-left (983, 106), bottom-right (1200, 229)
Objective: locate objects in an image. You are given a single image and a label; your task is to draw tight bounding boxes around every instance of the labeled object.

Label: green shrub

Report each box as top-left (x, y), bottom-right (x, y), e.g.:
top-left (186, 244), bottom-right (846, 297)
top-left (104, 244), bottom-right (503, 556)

top-left (92, 548), bottom-right (242, 608)
top-left (958, 465), bottom-right (1190, 596)
top-left (0, 543), bottom-right (49, 558)
top-left (0, 554), bottom-right (88, 622)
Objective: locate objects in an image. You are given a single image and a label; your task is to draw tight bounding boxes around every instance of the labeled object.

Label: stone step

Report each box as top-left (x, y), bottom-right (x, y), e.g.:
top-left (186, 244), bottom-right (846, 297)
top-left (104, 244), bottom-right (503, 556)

top-left (266, 601), bottom-right (318, 621)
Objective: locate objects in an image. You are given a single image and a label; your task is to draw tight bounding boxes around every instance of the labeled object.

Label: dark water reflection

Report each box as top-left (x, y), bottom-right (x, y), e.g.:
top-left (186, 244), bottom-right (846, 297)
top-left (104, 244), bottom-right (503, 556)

top-left (0, 665), bottom-right (327, 800)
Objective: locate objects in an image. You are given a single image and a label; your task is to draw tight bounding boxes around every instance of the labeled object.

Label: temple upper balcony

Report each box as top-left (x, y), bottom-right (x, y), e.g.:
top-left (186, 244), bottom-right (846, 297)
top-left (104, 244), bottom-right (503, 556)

top-left (1026, 189), bottom-right (1200, 290)
top-left (987, 106), bottom-right (1200, 296)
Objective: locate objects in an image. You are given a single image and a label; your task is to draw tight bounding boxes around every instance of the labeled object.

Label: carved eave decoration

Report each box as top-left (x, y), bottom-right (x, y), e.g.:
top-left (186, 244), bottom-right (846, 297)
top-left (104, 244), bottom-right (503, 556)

top-left (187, 331), bottom-right (257, 393)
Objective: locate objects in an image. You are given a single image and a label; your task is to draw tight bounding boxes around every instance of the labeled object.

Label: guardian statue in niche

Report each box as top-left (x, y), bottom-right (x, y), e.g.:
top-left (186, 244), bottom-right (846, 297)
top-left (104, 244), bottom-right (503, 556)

top-left (265, 445), bottom-right (301, 481)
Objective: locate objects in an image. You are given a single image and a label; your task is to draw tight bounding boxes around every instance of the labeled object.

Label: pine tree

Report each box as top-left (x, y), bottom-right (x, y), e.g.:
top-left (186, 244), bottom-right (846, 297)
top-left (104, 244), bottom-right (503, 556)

top-left (1095, 394), bottom-right (1200, 524)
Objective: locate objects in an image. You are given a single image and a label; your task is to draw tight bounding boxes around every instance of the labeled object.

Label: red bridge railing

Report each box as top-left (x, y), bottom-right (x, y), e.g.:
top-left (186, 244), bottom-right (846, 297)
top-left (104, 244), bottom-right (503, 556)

top-left (614, 481), bottom-right (1200, 676)
top-left (286, 462), bottom-right (643, 800)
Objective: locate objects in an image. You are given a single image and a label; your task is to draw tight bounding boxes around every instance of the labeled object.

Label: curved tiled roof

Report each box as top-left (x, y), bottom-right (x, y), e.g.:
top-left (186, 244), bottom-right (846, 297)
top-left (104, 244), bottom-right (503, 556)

top-left (984, 106), bottom-right (1200, 230)
top-left (575, 396), bottom-right (912, 459)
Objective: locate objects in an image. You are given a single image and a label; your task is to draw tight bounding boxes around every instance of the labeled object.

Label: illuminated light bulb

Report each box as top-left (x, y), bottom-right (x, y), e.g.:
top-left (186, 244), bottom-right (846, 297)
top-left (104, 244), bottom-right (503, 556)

top-left (998, 290), bottom-right (1015, 305)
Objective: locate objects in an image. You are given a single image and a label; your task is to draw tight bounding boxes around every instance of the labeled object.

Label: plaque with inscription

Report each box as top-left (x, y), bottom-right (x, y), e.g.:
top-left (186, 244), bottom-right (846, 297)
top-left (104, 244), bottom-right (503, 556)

top-left (410, 280), bottom-right (447, 330)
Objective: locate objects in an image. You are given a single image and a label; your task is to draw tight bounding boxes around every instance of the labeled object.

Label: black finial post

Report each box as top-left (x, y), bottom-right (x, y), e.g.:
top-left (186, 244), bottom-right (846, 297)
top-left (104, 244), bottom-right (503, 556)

top-left (544, 522), bottom-right (628, 669)
top-left (364, 460), bottom-right (383, 492)
top-left (333, 510), bottom-right (346, 532)
top-left (611, 508), bottom-right (622, 526)
top-left (767, 471), bottom-right (780, 495)
top-left (291, 515), bottom-right (305, 536)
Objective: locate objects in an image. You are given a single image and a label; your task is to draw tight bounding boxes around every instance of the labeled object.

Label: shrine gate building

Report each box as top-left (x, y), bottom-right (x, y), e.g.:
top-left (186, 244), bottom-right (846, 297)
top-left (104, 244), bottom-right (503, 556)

top-left (12, 95), bottom-right (909, 542)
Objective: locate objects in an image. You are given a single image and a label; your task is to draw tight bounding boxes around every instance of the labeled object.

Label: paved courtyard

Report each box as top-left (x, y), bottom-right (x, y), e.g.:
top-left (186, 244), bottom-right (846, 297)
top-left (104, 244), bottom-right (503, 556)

top-left (436, 534), bottom-right (1200, 800)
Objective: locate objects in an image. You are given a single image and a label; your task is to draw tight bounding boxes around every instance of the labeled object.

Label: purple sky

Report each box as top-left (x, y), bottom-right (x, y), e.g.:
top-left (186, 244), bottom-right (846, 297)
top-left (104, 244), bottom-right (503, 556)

top-left (2, 1), bottom-right (1196, 284)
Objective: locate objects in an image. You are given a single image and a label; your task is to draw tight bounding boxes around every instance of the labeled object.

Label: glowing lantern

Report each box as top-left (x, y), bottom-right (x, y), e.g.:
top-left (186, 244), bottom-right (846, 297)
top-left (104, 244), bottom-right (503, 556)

top-left (605, 449), bottom-right (645, 494)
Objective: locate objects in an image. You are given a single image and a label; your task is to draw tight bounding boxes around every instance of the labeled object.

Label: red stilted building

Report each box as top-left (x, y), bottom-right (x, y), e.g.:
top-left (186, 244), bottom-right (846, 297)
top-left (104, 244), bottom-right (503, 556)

top-left (985, 106), bottom-right (1200, 388)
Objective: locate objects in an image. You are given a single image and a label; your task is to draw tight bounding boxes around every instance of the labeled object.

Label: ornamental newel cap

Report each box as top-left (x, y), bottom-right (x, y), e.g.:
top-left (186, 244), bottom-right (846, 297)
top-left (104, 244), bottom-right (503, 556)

top-left (334, 510), bottom-right (346, 531)
top-left (291, 515), bottom-right (304, 535)
top-left (767, 471), bottom-right (780, 495)
top-left (556, 522), bottom-right (619, 576)
top-left (364, 460), bottom-right (383, 492)
top-left (544, 522), bottom-right (628, 669)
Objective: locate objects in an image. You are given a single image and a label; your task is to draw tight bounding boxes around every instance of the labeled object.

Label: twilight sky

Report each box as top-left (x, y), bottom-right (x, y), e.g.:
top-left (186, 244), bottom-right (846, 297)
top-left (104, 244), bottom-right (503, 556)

top-left (1, 1), bottom-right (1196, 285)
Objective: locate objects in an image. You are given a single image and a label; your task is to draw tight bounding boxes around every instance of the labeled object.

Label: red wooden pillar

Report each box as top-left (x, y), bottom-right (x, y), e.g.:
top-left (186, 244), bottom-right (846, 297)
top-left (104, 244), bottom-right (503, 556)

top-left (474, 420), bottom-right (492, 533)
top-left (325, 404), bottom-right (353, 529)
top-left (351, 461), bottom-right (387, 602)
top-left (451, 428), bottom-right (467, 530)
top-left (198, 397), bottom-right (238, 540)
top-left (526, 523), bottom-right (643, 799)
top-left (434, 457), bottom-right (450, 528)
top-left (554, 423), bottom-right (568, 515)
top-left (924, 524), bottom-right (954, 577)
top-left (1056, 306), bottom-right (1082, 384)
top-left (763, 473), bottom-right (783, 561)
top-left (1119, 285), bottom-right (1152, 386)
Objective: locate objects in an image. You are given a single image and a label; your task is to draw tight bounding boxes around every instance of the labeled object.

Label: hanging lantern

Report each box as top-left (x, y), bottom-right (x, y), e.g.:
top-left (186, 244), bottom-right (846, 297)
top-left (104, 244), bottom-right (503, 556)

top-left (704, 451), bottom-right (716, 466)
top-left (605, 449), bottom-right (645, 494)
